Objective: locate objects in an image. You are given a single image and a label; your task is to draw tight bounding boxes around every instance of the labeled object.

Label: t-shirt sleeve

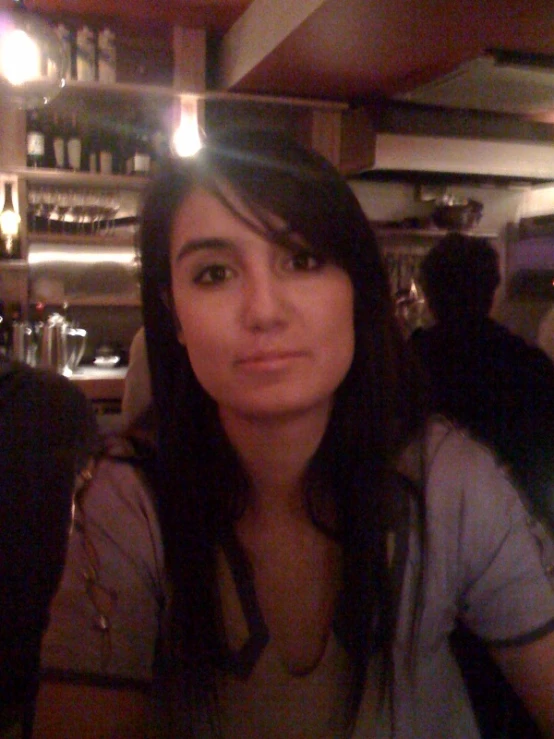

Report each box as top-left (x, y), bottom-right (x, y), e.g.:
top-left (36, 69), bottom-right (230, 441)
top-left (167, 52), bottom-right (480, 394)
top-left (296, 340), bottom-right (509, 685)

top-left (424, 424), bottom-right (554, 647)
top-left (40, 456), bottom-right (165, 686)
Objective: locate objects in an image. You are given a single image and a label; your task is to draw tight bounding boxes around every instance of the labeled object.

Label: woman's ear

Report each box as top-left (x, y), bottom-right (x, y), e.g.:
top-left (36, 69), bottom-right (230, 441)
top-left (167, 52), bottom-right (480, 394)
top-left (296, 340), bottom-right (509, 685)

top-left (162, 289), bottom-right (186, 347)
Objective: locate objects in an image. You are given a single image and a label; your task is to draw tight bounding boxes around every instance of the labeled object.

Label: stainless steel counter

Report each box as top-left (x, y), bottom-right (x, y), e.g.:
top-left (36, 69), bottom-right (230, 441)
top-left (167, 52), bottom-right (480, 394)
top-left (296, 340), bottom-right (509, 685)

top-left (69, 365), bottom-right (127, 401)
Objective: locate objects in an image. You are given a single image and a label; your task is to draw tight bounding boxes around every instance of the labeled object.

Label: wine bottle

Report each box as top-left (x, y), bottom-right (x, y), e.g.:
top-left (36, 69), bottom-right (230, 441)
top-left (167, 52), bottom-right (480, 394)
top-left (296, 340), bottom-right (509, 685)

top-left (76, 26), bottom-right (96, 82)
top-left (98, 124), bottom-right (114, 175)
top-left (126, 118), bottom-right (151, 176)
top-left (0, 301), bottom-right (12, 358)
top-left (97, 28), bottom-right (116, 83)
top-left (56, 23), bottom-right (75, 80)
top-left (67, 113), bottom-right (82, 171)
top-left (150, 128), bottom-right (170, 176)
top-left (0, 183), bottom-right (21, 259)
top-left (52, 113), bottom-right (67, 169)
top-left (26, 111), bottom-right (45, 168)
top-left (87, 123), bottom-right (100, 173)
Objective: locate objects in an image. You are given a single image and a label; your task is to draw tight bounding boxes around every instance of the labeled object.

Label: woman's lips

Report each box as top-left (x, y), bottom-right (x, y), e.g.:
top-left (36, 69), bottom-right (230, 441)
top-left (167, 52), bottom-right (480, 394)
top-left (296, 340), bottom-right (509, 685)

top-left (236, 350), bottom-right (307, 371)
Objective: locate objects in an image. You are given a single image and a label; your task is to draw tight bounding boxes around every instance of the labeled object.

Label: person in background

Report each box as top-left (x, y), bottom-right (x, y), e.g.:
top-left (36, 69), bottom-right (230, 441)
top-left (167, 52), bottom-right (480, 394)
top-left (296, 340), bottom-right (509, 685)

top-left (35, 131), bottom-right (554, 738)
top-left (0, 360), bottom-right (99, 739)
top-left (412, 232), bottom-right (554, 521)
top-left (121, 326), bottom-right (152, 427)
top-left (412, 232), bottom-right (554, 737)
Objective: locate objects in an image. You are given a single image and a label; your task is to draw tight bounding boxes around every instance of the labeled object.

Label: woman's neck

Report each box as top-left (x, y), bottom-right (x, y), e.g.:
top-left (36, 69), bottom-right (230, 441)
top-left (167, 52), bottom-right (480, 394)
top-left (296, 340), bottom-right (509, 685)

top-left (219, 404), bottom-right (330, 515)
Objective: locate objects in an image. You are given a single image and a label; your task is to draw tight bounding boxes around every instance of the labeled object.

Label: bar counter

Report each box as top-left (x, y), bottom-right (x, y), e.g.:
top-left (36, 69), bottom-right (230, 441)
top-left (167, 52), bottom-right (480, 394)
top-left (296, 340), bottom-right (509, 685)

top-left (69, 366), bottom-right (127, 402)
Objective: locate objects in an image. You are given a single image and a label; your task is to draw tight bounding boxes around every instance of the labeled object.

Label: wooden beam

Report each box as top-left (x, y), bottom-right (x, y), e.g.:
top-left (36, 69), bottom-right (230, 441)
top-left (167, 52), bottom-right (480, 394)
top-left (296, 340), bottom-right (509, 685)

top-left (219, 0), bottom-right (328, 89)
top-left (339, 107), bottom-right (376, 175)
top-left (173, 27), bottom-right (206, 93)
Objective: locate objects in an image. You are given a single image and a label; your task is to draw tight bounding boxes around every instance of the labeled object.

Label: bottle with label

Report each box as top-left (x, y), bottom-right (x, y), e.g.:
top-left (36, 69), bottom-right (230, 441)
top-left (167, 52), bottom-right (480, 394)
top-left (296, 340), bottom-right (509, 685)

top-left (97, 124), bottom-right (115, 175)
top-left (87, 123), bottom-right (100, 173)
top-left (56, 23), bottom-right (74, 80)
top-left (26, 111), bottom-right (45, 168)
top-left (76, 26), bottom-right (96, 82)
top-left (97, 28), bottom-right (116, 83)
top-left (51, 113), bottom-right (67, 169)
top-left (126, 118), bottom-right (151, 176)
top-left (150, 128), bottom-right (170, 176)
top-left (67, 113), bottom-right (82, 171)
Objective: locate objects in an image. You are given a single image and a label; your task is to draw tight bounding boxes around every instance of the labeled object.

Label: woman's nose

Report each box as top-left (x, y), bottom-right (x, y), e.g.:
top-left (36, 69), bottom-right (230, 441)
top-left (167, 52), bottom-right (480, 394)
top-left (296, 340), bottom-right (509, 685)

top-left (241, 272), bottom-right (288, 331)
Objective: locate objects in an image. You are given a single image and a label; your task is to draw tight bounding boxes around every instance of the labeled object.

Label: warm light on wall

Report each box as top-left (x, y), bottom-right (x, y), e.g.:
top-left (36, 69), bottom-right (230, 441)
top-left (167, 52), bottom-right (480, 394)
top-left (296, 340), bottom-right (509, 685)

top-left (172, 98), bottom-right (203, 157)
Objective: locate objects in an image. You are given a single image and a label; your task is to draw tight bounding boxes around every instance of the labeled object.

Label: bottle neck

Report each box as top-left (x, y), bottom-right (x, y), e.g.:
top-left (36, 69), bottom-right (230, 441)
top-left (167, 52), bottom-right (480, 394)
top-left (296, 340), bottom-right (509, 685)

top-left (3, 184), bottom-right (14, 211)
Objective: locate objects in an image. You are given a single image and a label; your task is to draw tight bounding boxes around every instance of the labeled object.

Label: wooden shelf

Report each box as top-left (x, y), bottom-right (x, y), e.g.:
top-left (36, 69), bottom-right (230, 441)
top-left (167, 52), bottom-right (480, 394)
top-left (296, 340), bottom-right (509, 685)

top-left (39, 296), bottom-right (141, 308)
top-left (13, 168), bottom-right (149, 191)
top-left (28, 232), bottom-right (136, 247)
top-left (62, 79), bottom-right (175, 100)
top-left (0, 260), bottom-right (28, 271)
top-left (375, 228), bottom-right (498, 238)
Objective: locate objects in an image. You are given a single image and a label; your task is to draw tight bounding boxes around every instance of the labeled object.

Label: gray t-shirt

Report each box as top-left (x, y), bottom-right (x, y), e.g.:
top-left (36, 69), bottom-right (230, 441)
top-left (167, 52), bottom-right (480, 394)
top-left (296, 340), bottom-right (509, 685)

top-left (40, 422), bottom-right (554, 736)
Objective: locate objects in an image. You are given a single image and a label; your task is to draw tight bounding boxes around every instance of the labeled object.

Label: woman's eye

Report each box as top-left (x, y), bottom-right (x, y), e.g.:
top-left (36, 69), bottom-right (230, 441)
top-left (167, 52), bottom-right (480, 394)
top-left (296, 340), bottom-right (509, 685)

top-left (286, 250), bottom-right (324, 272)
top-left (193, 264), bottom-right (233, 285)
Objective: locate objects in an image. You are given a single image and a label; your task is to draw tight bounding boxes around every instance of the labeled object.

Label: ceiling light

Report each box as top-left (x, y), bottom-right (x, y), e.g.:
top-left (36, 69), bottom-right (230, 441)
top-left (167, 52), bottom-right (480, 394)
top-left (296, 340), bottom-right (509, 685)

top-left (0, 0), bottom-right (67, 109)
top-left (173, 98), bottom-right (203, 157)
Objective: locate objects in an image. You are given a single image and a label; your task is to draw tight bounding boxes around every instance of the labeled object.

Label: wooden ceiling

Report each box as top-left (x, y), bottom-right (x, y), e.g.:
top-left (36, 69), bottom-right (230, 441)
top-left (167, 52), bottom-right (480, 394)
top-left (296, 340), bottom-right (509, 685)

top-left (25, 0), bottom-right (253, 34)
top-left (23, 0), bottom-right (554, 112)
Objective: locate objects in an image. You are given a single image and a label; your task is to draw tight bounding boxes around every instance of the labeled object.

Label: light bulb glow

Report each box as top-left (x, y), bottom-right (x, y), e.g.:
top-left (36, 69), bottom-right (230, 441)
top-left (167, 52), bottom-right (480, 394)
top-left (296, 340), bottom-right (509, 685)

top-left (28, 249), bottom-right (136, 265)
top-left (0, 208), bottom-right (20, 237)
top-left (0, 7), bottom-right (66, 108)
top-left (173, 99), bottom-right (202, 157)
top-left (0, 28), bottom-right (39, 85)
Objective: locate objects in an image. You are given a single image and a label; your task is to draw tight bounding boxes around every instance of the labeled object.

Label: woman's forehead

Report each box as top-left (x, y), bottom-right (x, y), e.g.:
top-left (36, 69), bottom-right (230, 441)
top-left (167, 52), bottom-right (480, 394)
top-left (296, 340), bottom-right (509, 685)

top-left (172, 181), bottom-right (290, 240)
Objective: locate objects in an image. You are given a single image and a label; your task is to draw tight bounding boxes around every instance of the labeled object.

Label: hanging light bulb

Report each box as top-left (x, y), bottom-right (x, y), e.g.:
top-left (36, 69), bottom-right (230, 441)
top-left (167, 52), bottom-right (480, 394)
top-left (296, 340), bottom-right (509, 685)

top-left (0, 181), bottom-right (20, 258)
top-left (0, 0), bottom-right (67, 109)
top-left (172, 98), bottom-right (203, 158)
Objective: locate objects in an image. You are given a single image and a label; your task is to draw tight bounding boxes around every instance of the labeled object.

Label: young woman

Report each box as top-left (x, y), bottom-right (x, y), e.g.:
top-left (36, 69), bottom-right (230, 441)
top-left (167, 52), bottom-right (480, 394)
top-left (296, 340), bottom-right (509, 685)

top-left (36, 130), bottom-right (554, 738)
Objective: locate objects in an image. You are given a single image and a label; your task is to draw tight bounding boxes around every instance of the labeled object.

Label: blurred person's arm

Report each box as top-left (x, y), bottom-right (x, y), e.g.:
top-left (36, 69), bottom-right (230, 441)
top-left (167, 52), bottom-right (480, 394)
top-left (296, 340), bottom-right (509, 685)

top-left (424, 422), bottom-right (554, 737)
top-left (35, 443), bottom-right (165, 739)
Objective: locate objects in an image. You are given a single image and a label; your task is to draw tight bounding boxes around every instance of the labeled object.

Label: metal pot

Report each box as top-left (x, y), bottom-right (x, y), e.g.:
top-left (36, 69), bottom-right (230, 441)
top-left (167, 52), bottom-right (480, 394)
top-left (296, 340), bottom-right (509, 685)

top-left (431, 198), bottom-right (484, 230)
top-left (37, 313), bottom-right (87, 376)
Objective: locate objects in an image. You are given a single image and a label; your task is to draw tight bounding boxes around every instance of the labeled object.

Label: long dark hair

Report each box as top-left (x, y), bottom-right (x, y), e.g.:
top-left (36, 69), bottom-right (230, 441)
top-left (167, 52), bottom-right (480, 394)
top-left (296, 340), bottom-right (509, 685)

top-left (139, 129), bottom-right (427, 733)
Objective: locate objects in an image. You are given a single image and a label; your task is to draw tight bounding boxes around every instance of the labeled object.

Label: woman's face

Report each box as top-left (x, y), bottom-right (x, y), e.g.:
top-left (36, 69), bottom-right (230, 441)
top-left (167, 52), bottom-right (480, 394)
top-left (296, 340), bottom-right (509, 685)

top-left (169, 185), bottom-right (355, 422)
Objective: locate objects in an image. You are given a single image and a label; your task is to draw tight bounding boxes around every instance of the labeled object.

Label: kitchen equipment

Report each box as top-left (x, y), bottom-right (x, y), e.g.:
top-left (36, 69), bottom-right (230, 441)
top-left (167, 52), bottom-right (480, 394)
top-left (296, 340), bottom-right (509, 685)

top-left (93, 341), bottom-right (121, 368)
top-left (12, 320), bottom-right (37, 365)
top-left (37, 312), bottom-right (87, 375)
top-left (65, 327), bottom-right (87, 374)
top-left (431, 196), bottom-right (483, 231)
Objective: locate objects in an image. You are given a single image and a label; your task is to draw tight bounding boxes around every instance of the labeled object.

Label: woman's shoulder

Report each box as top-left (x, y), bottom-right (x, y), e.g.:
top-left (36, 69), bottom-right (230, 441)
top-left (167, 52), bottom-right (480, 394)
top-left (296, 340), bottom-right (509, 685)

top-left (398, 416), bottom-right (518, 516)
top-left (397, 416), bottom-right (501, 485)
top-left (421, 417), bottom-right (528, 532)
top-left (426, 415), bottom-right (506, 472)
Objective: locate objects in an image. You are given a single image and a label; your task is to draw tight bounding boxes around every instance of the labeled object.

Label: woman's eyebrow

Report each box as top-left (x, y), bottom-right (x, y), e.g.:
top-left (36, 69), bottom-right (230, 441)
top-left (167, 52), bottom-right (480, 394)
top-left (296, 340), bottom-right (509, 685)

top-left (174, 237), bottom-right (231, 262)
